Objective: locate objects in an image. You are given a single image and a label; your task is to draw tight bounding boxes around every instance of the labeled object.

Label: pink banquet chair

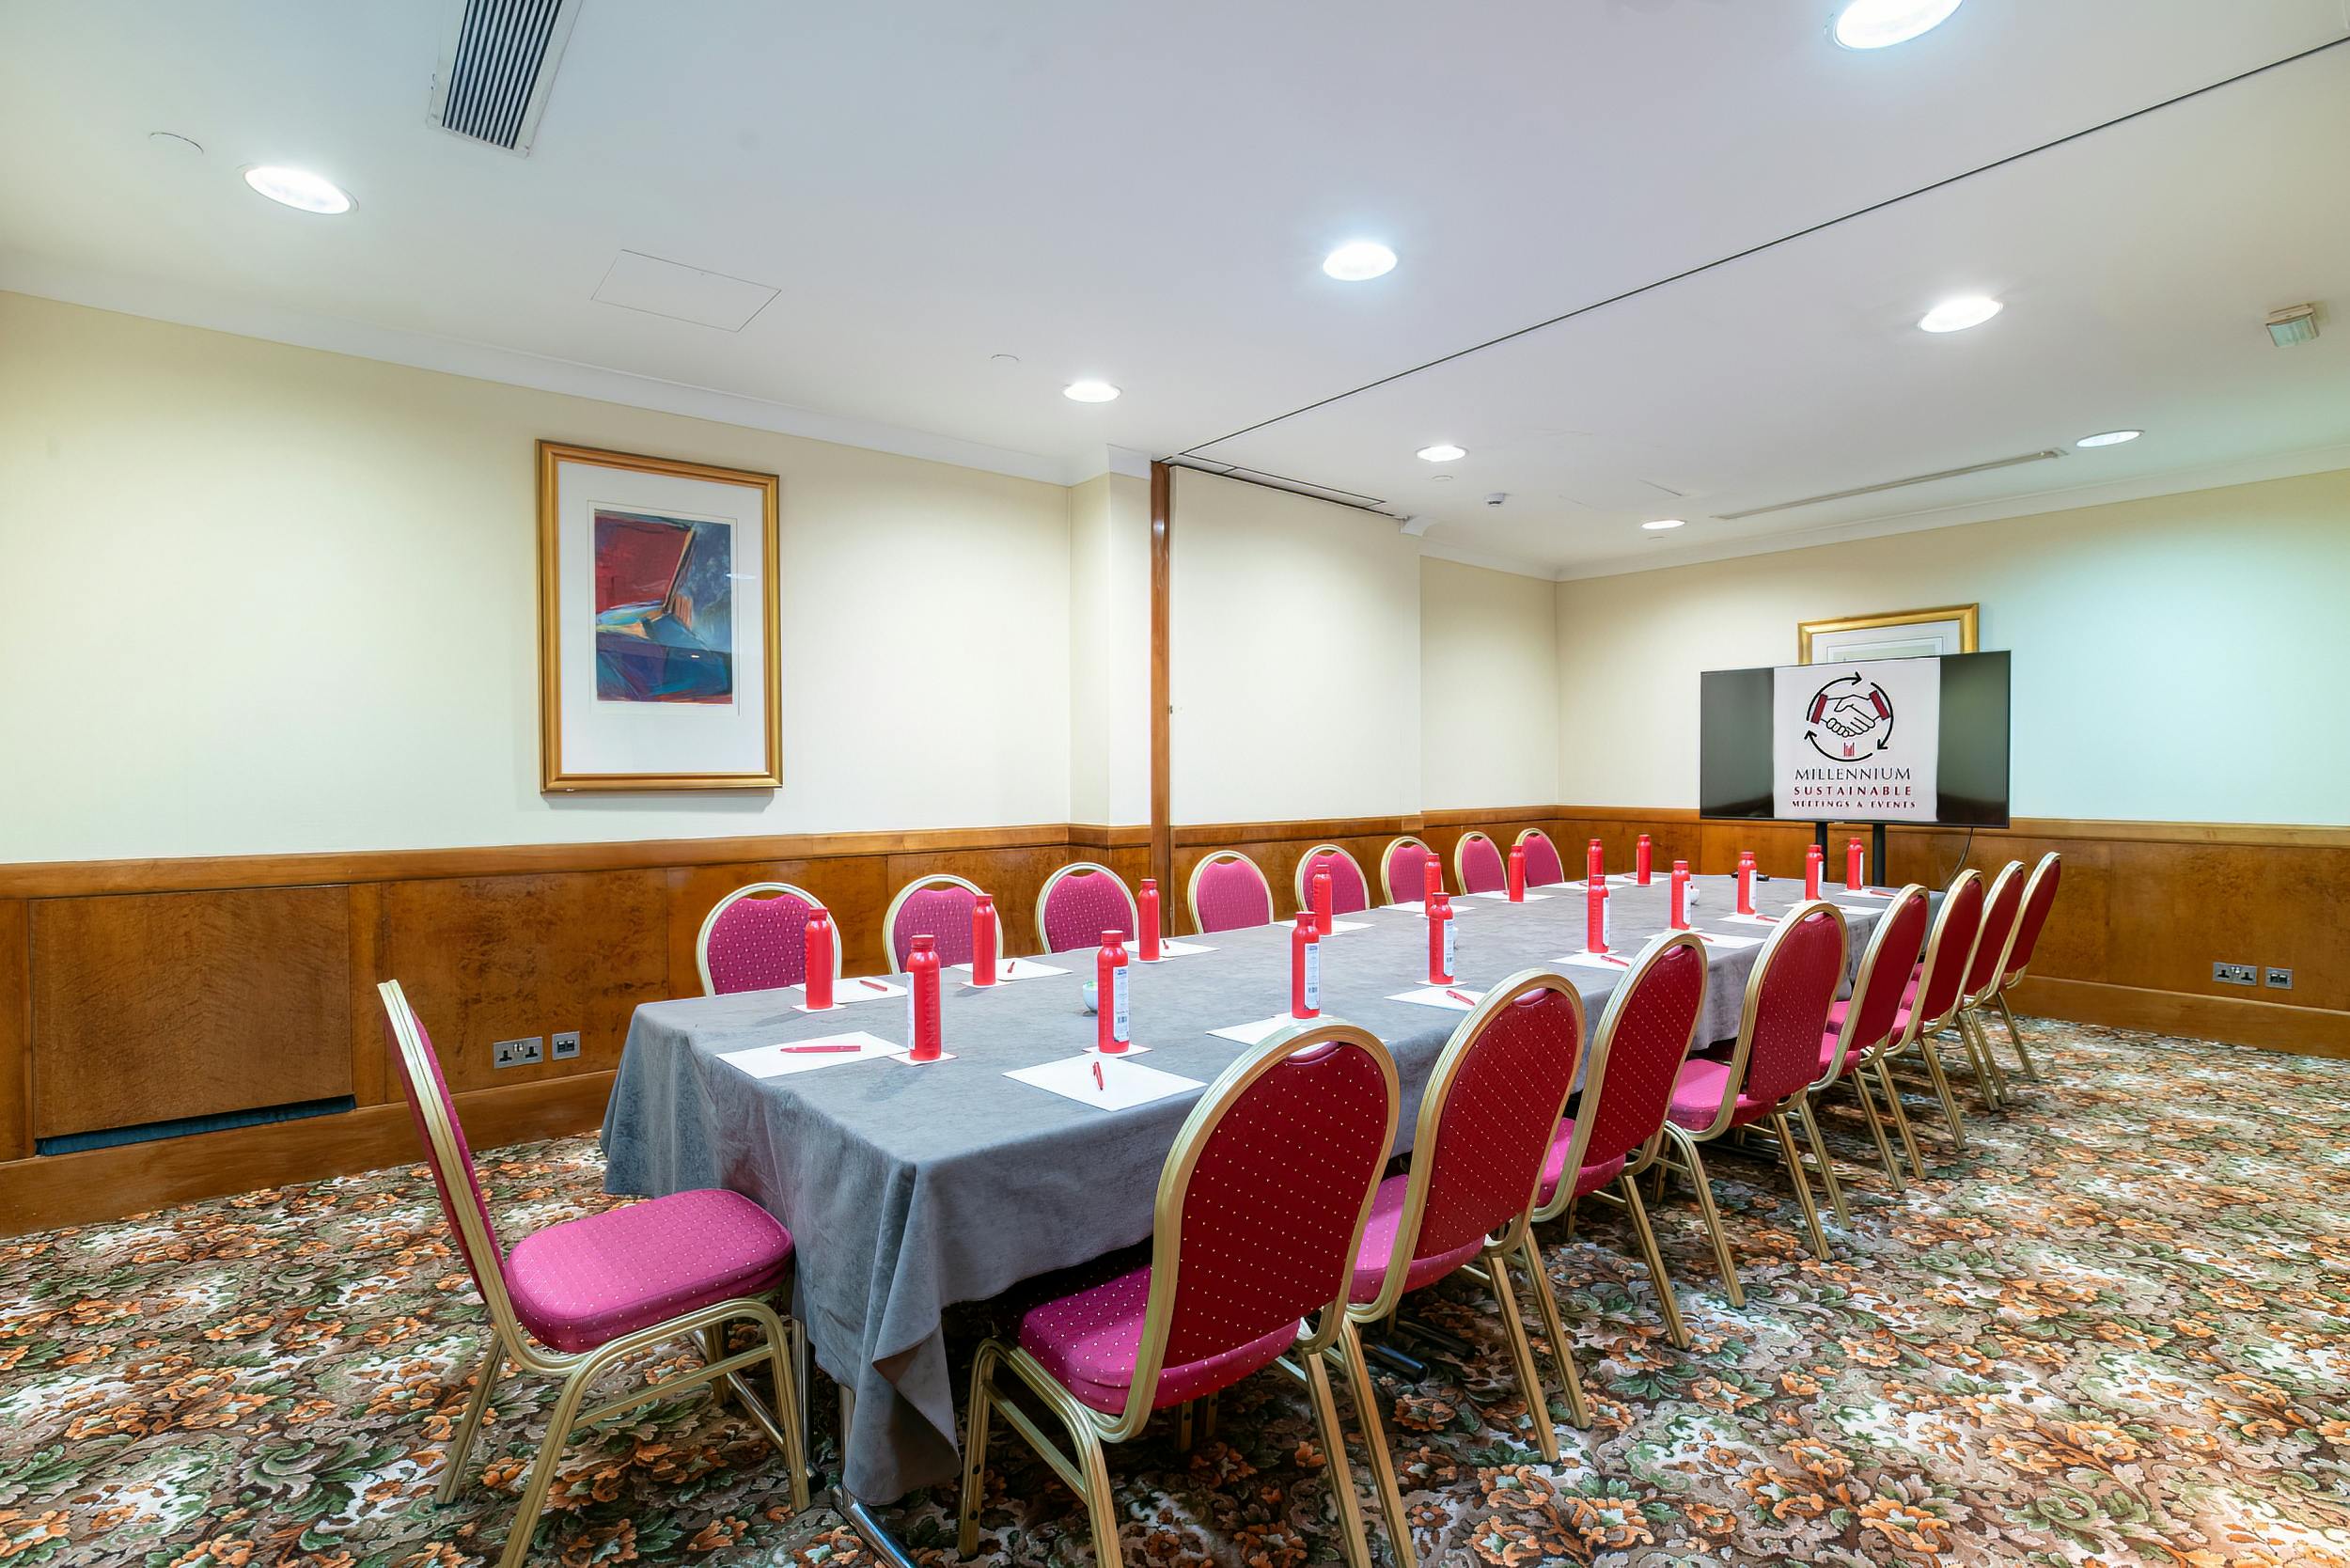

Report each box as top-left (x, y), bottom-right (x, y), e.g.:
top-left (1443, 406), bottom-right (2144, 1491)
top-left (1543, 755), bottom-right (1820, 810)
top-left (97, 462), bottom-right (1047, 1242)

top-left (1035, 861), bottom-right (1139, 954)
top-left (1658, 902), bottom-right (1848, 1295)
top-left (1514, 827), bottom-right (1567, 888)
top-left (1292, 842), bottom-right (1372, 917)
top-left (1801, 885), bottom-right (1931, 1218)
top-left (1949, 860), bottom-right (2028, 1108)
top-left (1184, 850), bottom-right (1275, 933)
top-left (1532, 931), bottom-right (1709, 1353)
top-left (1378, 834), bottom-right (1439, 904)
top-left (377, 981), bottom-right (807, 1568)
top-left (1984, 852), bottom-right (2063, 1082)
top-left (696, 882), bottom-right (842, 996)
top-left (1453, 830), bottom-right (1508, 895)
top-left (957, 1023), bottom-right (1400, 1568)
top-left (1882, 869), bottom-right (1988, 1156)
top-left (885, 872), bottom-right (1008, 970)
top-left (1338, 971), bottom-right (1589, 1565)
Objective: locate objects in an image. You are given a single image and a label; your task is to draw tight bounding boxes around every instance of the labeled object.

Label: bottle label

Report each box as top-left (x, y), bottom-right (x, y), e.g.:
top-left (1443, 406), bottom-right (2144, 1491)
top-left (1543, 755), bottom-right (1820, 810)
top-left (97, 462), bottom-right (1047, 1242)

top-left (1111, 963), bottom-right (1130, 1042)
top-left (1303, 941), bottom-right (1321, 1010)
top-left (1442, 921), bottom-right (1456, 976)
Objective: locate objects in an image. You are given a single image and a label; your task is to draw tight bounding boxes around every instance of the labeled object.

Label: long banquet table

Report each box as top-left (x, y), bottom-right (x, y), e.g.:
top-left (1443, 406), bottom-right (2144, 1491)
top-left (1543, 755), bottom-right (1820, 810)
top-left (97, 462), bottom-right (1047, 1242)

top-left (602, 872), bottom-right (1893, 1503)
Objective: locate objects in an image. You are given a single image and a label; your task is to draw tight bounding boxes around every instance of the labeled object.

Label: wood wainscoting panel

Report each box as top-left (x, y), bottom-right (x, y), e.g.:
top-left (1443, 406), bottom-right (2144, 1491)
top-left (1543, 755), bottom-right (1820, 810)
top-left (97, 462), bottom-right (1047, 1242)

top-left (1, 901), bottom-right (27, 1163)
top-left (31, 886), bottom-right (352, 1139)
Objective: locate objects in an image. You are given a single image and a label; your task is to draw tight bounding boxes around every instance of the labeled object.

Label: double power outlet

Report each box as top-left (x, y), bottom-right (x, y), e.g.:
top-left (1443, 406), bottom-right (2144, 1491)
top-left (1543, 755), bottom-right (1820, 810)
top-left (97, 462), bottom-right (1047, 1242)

top-left (2213, 963), bottom-right (2292, 991)
top-left (493, 1029), bottom-right (583, 1069)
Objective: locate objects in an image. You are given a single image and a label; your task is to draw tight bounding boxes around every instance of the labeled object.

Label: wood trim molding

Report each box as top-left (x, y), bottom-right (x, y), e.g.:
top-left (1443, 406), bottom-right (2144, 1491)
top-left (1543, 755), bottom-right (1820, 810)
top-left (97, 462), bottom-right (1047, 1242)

top-left (2009, 977), bottom-right (2349, 1060)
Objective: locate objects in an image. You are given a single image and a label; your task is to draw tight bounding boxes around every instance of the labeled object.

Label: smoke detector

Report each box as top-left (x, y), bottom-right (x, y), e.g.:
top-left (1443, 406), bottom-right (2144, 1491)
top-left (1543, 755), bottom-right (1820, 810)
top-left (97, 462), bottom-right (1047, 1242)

top-left (1484, 492), bottom-right (1509, 508)
top-left (2266, 304), bottom-right (2320, 348)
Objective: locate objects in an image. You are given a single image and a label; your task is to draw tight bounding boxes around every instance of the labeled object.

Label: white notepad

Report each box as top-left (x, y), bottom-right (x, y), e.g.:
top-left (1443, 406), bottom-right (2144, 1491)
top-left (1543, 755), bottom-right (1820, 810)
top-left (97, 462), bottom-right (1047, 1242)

top-left (1006, 1054), bottom-right (1203, 1111)
top-left (948, 957), bottom-right (1070, 982)
top-left (720, 1031), bottom-right (901, 1079)
top-left (1138, 939), bottom-right (1215, 961)
top-left (1558, 950), bottom-right (1637, 973)
top-left (1208, 1014), bottom-right (1305, 1045)
top-left (793, 977), bottom-right (905, 1012)
top-left (1387, 985), bottom-right (1486, 1011)
top-left (1462, 891), bottom-right (1553, 902)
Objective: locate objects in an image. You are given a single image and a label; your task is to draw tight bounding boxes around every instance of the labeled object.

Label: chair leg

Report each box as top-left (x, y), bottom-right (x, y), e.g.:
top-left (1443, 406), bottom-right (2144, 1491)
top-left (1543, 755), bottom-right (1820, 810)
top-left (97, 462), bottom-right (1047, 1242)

top-left (1769, 1112), bottom-right (1831, 1260)
top-left (497, 1361), bottom-right (597, 1568)
top-left (956, 1343), bottom-right (998, 1557)
top-left (1330, 1322), bottom-right (1403, 1568)
top-left (1664, 1126), bottom-right (1744, 1307)
top-left (1956, 1014), bottom-right (2005, 1110)
top-left (1617, 1171), bottom-right (1689, 1350)
top-left (1875, 1058), bottom-right (1930, 1179)
top-left (1514, 1233), bottom-right (1590, 1435)
top-left (1994, 992), bottom-right (2042, 1081)
top-left (1974, 1010), bottom-right (2013, 1103)
top-left (1794, 1097), bottom-right (1850, 1228)
top-left (436, 1340), bottom-right (504, 1505)
top-left (1070, 1405), bottom-right (1122, 1568)
top-left (1847, 1069), bottom-right (1904, 1195)
top-left (1478, 1245), bottom-right (1561, 1459)
top-left (1919, 1036), bottom-right (1972, 1152)
top-left (760, 1313), bottom-right (811, 1513)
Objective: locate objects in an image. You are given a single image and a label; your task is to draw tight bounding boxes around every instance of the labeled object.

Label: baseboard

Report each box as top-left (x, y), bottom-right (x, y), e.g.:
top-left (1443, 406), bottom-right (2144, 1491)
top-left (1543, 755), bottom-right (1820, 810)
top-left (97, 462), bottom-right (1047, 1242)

top-left (2009, 977), bottom-right (2349, 1059)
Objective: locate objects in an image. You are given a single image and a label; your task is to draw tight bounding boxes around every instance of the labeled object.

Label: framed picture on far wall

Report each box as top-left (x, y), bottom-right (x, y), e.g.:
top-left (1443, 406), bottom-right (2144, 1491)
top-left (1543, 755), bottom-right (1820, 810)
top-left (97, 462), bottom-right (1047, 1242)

top-left (537, 441), bottom-right (780, 791)
top-left (1798, 603), bottom-right (1978, 665)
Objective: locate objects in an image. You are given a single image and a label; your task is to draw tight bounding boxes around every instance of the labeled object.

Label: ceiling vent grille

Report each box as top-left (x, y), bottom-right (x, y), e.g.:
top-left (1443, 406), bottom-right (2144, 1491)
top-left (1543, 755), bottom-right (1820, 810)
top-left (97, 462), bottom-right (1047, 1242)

top-left (1715, 449), bottom-right (2064, 521)
top-left (430, 0), bottom-right (581, 155)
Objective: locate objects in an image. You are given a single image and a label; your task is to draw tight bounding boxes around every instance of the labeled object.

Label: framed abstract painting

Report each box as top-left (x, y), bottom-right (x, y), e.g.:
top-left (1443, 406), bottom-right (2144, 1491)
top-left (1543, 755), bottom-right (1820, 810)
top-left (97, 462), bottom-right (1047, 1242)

top-left (1798, 604), bottom-right (1978, 665)
top-left (537, 442), bottom-right (780, 791)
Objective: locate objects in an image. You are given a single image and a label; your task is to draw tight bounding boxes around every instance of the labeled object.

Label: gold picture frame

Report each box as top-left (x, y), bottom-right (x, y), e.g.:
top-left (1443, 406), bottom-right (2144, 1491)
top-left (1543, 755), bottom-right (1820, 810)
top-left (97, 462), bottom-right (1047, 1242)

top-left (537, 441), bottom-right (782, 791)
top-left (1798, 604), bottom-right (1978, 665)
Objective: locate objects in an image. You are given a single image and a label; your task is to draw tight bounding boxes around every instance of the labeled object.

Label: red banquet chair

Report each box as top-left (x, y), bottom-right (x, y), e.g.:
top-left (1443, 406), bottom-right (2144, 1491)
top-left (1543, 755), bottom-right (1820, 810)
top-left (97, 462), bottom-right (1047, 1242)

top-left (1184, 849), bottom-right (1276, 933)
top-left (1659, 902), bottom-right (1849, 1295)
top-left (956, 1023), bottom-right (1400, 1568)
top-left (378, 981), bottom-right (807, 1568)
top-left (1983, 852), bottom-right (2063, 1082)
top-left (1802, 885), bottom-right (1931, 1220)
top-left (1379, 835), bottom-right (1440, 904)
top-left (1293, 842), bottom-right (1373, 917)
top-left (885, 873), bottom-right (1009, 970)
top-left (1950, 859), bottom-right (2029, 1107)
top-left (1514, 827), bottom-right (1567, 888)
top-left (696, 882), bottom-right (841, 996)
top-left (1884, 869), bottom-right (1987, 1155)
top-left (1035, 861), bottom-right (1139, 954)
top-left (1452, 830), bottom-right (1508, 895)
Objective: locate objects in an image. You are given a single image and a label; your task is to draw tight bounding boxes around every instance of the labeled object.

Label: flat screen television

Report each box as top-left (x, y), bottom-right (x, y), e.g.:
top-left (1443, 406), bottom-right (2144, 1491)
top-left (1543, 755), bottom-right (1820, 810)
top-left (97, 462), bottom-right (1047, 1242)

top-left (1700, 650), bottom-right (2010, 827)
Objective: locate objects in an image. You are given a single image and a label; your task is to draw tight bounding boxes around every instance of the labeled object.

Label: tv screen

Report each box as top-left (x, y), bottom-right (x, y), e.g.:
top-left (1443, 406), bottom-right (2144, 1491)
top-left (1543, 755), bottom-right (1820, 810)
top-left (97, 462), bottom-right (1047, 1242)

top-left (1700, 650), bottom-right (2010, 827)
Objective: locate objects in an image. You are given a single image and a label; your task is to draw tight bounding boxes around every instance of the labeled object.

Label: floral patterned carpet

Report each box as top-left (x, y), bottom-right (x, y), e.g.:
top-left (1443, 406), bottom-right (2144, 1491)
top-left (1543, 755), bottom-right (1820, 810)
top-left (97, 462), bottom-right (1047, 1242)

top-left (4, 1019), bottom-right (2348, 1568)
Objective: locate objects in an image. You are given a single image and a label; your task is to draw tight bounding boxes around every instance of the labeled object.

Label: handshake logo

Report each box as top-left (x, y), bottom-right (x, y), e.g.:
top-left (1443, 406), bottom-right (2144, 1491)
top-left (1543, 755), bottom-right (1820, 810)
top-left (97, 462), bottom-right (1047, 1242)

top-left (1803, 672), bottom-right (1896, 761)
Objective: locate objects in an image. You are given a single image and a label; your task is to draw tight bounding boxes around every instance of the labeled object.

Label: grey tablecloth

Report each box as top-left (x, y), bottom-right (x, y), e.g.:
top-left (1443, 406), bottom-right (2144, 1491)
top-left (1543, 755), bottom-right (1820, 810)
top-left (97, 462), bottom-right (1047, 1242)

top-left (602, 873), bottom-right (1888, 1502)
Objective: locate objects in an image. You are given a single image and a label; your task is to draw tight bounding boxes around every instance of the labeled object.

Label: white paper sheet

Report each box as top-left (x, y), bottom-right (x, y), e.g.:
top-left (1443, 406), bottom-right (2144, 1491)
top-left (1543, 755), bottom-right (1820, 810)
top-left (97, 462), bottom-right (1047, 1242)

top-left (1681, 930), bottom-right (1764, 950)
top-left (1558, 950), bottom-right (1638, 973)
top-left (792, 976), bottom-right (905, 1012)
top-left (1719, 912), bottom-right (1784, 928)
top-left (948, 957), bottom-right (1070, 982)
top-left (1385, 901), bottom-right (1474, 917)
top-left (1462, 891), bottom-right (1554, 902)
top-left (1321, 918), bottom-right (1373, 933)
top-left (1387, 985), bottom-right (1486, 1011)
top-left (1138, 939), bottom-right (1216, 961)
top-left (720, 1031), bottom-right (901, 1079)
top-left (1005, 1053), bottom-right (1204, 1111)
top-left (1208, 1014), bottom-right (1306, 1045)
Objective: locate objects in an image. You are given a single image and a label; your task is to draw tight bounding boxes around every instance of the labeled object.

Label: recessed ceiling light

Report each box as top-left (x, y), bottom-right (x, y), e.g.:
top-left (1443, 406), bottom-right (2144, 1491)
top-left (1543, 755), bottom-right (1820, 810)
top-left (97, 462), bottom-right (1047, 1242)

top-left (1919, 294), bottom-right (2001, 333)
top-left (1833, 0), bottom-right (1964, 50)
top-left (2076, 430), bottom-right (2141, 447)
top-left (1062, 380), bottom-right (1120, 403)
top-left (243, 165), bottom-right (352, 214)
top-left (1417, 443), bottom-right (1466, 463)
top-left (1428, 474), bottom-right (1454, 483)
top-left (1323, 242), bottom-right (1398, 282)
top-left (1641, 518), bottom-right (1687, 531)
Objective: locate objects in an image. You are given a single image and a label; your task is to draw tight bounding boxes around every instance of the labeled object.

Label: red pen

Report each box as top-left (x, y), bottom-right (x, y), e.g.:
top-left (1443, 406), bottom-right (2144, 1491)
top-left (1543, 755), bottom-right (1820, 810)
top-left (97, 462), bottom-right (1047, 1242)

top-left (1444, 989), bottom-right (1477, 1006)
top-left (861, 978), bottom-right (889, 992)
top-left (779, 1043), bottom-right (863, 1055)
top-left (1092, 1060), bottom-right (1104, 1091)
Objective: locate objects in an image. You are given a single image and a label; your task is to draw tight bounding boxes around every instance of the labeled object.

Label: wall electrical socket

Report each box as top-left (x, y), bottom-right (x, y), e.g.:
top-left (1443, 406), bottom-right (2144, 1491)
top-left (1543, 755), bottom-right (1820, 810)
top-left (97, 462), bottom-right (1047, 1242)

top-left (2264, 967), bottom-right (2294, 991)
top-left (2212, 963), bottom-right (2258, 987)
top-left (552, 1029), bottom-right (582, 1060)
top-left (494, 1036), bottom-right (545, 1069)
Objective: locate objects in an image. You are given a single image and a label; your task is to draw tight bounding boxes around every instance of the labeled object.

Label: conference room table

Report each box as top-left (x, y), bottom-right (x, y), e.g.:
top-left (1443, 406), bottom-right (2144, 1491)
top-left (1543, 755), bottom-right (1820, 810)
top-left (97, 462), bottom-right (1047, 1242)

top-left (601, 872), bottom-right (1897, 1506)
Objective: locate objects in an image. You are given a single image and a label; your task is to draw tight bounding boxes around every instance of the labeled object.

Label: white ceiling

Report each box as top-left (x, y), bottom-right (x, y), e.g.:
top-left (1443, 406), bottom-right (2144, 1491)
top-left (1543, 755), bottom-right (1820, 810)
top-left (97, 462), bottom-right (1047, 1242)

top-left (3, 0), bottom-right (2345, 576)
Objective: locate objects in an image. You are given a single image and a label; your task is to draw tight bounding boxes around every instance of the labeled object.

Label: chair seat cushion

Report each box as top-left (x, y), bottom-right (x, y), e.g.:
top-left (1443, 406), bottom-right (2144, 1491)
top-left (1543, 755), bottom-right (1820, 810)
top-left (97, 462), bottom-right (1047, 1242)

top-left (1534, 1117), bottom-right (1629, 1208)
top-left (1350, 1171), bottom-right (1485, 1304)
top-left (505, 1188), bottom-right (792, 1354)
top-left (1019, 1264), bottom-right (1298, 1417)
top-left (1666, 1056), bottom-right (1779, 1133)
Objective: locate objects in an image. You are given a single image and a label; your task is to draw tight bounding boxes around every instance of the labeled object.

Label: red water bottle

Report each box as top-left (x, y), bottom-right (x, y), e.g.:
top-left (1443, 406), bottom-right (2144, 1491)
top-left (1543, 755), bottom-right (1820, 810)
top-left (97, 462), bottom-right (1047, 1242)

top-left (1736, 851), bottom-right (1757, 916)
top-left (1138, 878), bottom-right (1163, 961)
top-left (1586, 875), bottom-right (1609, 955)
top-left (1636, 834), bottom-right (1653, 886)
top-left (907, 934), bottom-right (943, 1061)
top-left (1669, 861), bottom-right (1691, 931)
top-left (1291, 910), bottom-right (1321, 1019)
top-left (1804, 844), bottom-right (1823, 900)
top-left (1846, 839), bottom-right (1865, 891)
top-left (1096, 931), bottom-right (1131, 1052)
top-left (970, 894), bottom-right (998, 986)
top-left (1587, 838), bottom-right (1605, 882)
top-left (1506, 844), bottom-right (1527, 902)
top-left (1421, 849), bottom-right (1442, 902)
top-left (1429, 893), bottom-right (1456, 983)
top-left (804, 906), bottom-right (836, 1009)
top-left (1312, 865), bottom-right (1334, 935)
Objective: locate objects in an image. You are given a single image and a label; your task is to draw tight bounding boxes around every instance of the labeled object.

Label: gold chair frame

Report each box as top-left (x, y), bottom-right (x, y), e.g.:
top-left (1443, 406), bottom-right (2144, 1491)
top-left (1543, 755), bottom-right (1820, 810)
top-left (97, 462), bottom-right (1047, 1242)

top-left (694, 881), bottom-right (845, 996)
top-left (956, 1022), bottom-right (1401, 1568)
top-left (1941, 860), bottom-right (2025, 1112)
top-left (1377, 834), bottom-right (1438, 904)
top-left (1983, 852), bottom-right (2061, 1082)
top-left (378, 981), bottom-right (808, 1568)
top-left (1034, 860), bottom-right (1141, 954)
top-left (1512, 827), bottom-right (1566, 886)
top-left (1182, 849), bottom-right (1276, 934)
top-left (1292, 841), bottom-right (1371, 913)
top-left (1450, 830), bottom-right (1505, 894)
top-left (1653, 902), bottom-right (1848, 1294)
top-left (1878, 868), bottom-right (1988, 1160)
top-left (883, 871), bottom-right (1011, 970)
top-left (1800, 885), bottom-right (1931, 1224)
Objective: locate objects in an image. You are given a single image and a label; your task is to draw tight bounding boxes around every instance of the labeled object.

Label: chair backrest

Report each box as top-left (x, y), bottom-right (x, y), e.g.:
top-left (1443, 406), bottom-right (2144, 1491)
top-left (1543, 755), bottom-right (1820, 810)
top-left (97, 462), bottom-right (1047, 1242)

top-left (697, 882), bottom-right (838, 996)
top-left (2000, 853), bottom-right (2063, 987)
top-left (885, 874), bottom-right (1005, 971)
top-left (1722, 902), bottom-right (1848, 1116)
top-left (1906, 869), bottom-right (1985, 1033)
top-left (377, 980), bottom-right (516, 1328)
top-left (1121, 1022), bottom-right (1398, 1434)
top-left (1036, 862), bottom-right (1139, 954)
top-left (1379, 836), bottom-right (1438, 903)
top-left (1185, 851), bottom-right (1275, 933)
top-left (1962, 860), bottom-right (2027, 1005)
top-left (1292, 844), bottom-right (1371, 917)
top-left (1355, 972), bottom-right (1585, 1319)
top-left (1454, 831), bottom-right (1507, 895)
top-left (1514, 828), bottom-right (1566, 887)
top-left (1818, 885), bottom-right (1929, 1085)
top-left (1539, 933), bottom-right (1707, 1216)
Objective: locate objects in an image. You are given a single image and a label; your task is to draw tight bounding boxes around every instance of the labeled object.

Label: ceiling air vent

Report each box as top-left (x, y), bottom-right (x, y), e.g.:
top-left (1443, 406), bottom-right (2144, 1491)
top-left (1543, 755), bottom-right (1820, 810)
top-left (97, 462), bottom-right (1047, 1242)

top-left (1715, 449), bottom-right (2064, 521)
top-left (429, 0), bottom-right (582, 155)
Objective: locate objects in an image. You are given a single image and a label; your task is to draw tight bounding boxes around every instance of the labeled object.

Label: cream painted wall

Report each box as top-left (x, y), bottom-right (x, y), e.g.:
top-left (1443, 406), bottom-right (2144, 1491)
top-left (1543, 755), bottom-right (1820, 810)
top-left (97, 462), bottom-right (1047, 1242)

top-left (1554, 468), bottom-right (2350, 824)
top-left (1420, 557), bottom-right (1559, 809)
top-left (1066, 471), bottom-right (1152, 825)
top-left (1169, 469), bottom-right (1422, 823)
top-left (0, 292), bottom-right (1073, 861)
